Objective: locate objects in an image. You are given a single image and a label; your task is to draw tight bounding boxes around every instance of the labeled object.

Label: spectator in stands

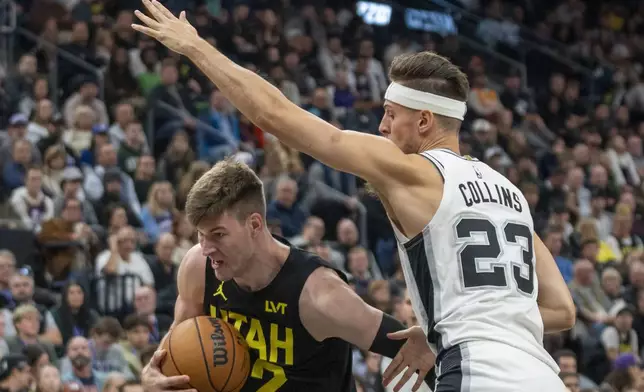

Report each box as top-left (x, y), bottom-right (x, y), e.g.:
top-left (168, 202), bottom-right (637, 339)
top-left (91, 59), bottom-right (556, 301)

top-left (9, 167), bottom-right (54, 232)
top-left (102, 372), bottom-right (127, 392)
top-left (197, 90), bottom-right (240, 163)
top-left (60, 336), bottom-right (108, 391)
top-left (346, 247), bottom-right (374, 294)
top-left (147, 59), bottom-right (196, 156)
top-left (132, 286), bottom-right (171, 344)
top-left (108, 103), bottom-right (135, 151)
top-left (601, 267), bottom-right (624, 306)
top-left (544, 227), bottom-right (574, 283)
top-left (601, 304), bottom-right (639, 363)
top-left (0, 250), bottom-right (15, 299)
top-left (0, 354), bottom-right (33, 392)
top-left (53, 167), bottom-right (98, 227)
top-left (133, 155), bottom-right (158, 204)
top-left (23, 343), bottom-right (53, 373)
top-left (569, 258), bottom-right (612, 334)
top-left (140, 182), bottom-right (176, 244)
top-left (95, 226), bottom-right (154, 289)
top-left (62, 78), bottom-right (108, 130)
top-left (606, 203), bottom-right (643, 262)
top-left (0, 114), bottom-right (41, 169)
top-left (104, 47), bottom-right (140, 109)
top-left (266, 175), bottom-right (307, 238)
top-left (51, 281), bottom-right (99, 347)
top-left (291, 216), bottom-right (325, 248)
top-left (553, 349), bottom-right (597, 389)
top-left (146, 233), bottom-right (177, 291)
top-left (84, 144), bottom-right (141, 218)
top-left (35, 364), bottom-right (62, 392)
top-left (119, 315), bottom-right (150, 376)
top-left (26, 98), bottom-right (55, 145)
top-left (5, 305), bottom-right (58, 362)
top-left (63, 106), bottom-right (97, 158)
top-left (2, 139), bottom-right (33, 194)
top-left (40, 146), bottom-right (67, 198)
top-left (4, 55), bottom-right (38, 109)
top-left (117, 122), bottom-right (147, 179)
top-left (157, 131), bottom-right (196, 189)
top-left (171, 213), bottom-right (195, 265)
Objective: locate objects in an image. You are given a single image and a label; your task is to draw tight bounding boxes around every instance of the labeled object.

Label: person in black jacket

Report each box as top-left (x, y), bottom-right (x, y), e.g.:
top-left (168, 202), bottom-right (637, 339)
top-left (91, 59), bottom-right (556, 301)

top-left (50, 281), bottom-right (99, 347)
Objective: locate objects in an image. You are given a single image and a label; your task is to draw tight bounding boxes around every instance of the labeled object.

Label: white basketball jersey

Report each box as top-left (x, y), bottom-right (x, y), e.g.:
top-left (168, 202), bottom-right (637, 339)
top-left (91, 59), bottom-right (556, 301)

top-left (392, 148), bottom-right (558, 372)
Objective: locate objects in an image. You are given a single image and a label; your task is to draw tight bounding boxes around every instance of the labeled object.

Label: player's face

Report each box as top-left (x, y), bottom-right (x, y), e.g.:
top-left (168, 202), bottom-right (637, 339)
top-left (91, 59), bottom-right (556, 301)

top-left (379, 102), bottom-right (424, 154)
top-left (198, 212), bottom-right (259, 281)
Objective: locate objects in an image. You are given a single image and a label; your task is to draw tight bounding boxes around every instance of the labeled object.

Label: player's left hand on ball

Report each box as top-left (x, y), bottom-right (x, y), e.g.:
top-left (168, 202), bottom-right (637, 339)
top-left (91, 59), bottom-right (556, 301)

top-left (132, 0), bottom-right (199, 56)
top-left (382, 326), bottom-right (435, 392)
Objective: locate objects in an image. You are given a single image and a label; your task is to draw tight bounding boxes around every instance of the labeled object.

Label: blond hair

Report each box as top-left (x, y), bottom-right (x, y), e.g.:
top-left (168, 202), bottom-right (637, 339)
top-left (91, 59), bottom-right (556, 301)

top-left (146, 181), bottom-right (175, 216)
top-left (13, 304), bottom-right (40, 325)
top-left (185, 159), bottom-right (265, 225)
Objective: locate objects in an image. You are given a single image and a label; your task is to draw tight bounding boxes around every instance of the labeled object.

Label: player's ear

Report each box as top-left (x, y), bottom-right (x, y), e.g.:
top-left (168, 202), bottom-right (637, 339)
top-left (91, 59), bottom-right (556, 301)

top-left (248, 213), bottom-right (263, 237)
top-left (418, 110), bottom-right (434, 135)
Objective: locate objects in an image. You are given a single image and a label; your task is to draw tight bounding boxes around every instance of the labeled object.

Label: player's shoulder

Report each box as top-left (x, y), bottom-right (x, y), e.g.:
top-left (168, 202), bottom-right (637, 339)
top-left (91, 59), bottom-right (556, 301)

top-left (178, 244), bottom-right (208, 277)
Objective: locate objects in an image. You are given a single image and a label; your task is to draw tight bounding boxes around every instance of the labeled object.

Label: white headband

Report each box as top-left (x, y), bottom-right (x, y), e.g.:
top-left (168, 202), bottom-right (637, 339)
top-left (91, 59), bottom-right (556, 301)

top-left (384, 82), bottom-right (467, 120)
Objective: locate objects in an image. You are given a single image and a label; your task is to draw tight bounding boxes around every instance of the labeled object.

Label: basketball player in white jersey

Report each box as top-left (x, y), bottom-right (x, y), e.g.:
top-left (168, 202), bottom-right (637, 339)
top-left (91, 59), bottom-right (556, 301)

top-left (132, 2), bottom-right (576, 390)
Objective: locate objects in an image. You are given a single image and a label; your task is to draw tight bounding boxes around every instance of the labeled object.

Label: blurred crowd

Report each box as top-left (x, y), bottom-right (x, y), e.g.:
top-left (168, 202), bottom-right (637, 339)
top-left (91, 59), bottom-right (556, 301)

top-left (0, 0), bottom-right (643, 391)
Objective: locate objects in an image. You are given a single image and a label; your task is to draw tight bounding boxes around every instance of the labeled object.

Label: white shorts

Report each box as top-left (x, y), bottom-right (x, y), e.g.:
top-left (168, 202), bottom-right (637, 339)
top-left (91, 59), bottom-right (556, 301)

top-left (435, 341), bottom-right (566, 392)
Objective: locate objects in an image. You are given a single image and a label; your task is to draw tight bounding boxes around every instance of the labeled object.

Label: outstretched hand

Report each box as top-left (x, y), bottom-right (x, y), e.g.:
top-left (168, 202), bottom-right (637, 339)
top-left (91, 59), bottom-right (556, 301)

top-left (382, 326), bottom-right (435, 392)
top-left (141, 350), bottom-right (196, 392)
top-left (132, 0), bottom-right (200, 56)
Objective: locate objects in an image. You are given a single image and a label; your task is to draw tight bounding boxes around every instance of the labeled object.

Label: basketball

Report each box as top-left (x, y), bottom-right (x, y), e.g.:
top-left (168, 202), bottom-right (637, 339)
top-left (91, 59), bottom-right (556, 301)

top-left (160, 316), bottom-right (251, 392)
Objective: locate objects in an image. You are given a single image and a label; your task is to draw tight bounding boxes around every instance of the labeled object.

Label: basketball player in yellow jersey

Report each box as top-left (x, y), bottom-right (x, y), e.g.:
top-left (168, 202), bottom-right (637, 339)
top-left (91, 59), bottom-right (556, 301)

top-left (133, 1), bottom-right (576, 390)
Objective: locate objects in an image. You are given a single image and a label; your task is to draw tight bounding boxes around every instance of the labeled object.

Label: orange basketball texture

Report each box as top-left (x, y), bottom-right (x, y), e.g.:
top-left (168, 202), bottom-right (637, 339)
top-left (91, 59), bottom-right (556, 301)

top-left (160, 316), bottom-right (251, 392)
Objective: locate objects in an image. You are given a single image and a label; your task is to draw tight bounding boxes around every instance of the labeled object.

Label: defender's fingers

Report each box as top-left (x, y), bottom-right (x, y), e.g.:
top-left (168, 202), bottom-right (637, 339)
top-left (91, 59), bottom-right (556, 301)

top-left (141, 0), bottom-right (165, 21)
top-left (412, 369), bottom-right (429, 391)
top-left (151, 0), bottom-right (177, 20)
top-left (393, 366), bottom-right (416, 392)
top-left (134, 10), bottom-right (161, 28)
top-left (382, 356), bottom-right (405, 386)
top-left (132, 24), bottom-right (161, 39)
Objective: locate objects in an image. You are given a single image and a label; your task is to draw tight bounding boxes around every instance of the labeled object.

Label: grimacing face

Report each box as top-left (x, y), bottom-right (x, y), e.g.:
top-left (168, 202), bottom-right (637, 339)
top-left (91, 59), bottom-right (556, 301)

top-left (379, 101), bottom-right (430, 154)
top-left (198, 211), bottom-right (263, 281)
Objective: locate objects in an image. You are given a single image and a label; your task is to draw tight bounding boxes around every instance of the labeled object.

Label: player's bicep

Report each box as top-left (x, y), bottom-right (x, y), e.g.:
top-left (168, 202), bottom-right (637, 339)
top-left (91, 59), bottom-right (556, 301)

top-left (300, 268), bottom-right (381, 350)
top-left (297, 119), bottom-right (417, 186)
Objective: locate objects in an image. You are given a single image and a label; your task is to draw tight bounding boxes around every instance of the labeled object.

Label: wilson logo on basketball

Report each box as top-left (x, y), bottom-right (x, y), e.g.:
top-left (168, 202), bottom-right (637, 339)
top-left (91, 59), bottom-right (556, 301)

top-left (208, 319), bottom-right (229, 366)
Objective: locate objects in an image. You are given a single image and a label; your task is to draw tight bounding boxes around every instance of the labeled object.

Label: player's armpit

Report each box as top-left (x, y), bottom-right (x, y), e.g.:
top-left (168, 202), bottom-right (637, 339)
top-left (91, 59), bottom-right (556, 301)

top-left (534, 233), bottom-right (576, 333)
top-left (299, 267), bottom-right (389, 350)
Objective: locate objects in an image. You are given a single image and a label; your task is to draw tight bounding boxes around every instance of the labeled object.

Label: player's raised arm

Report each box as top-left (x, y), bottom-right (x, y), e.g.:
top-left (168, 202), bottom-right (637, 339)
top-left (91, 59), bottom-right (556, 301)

top-left (132, 0), bottom-right (417, 187)
top-left (534, 233), bottom-right (576, 333)
top-left (142, 245), bottom-right (205, 392)
top-left (299, 267), bottom-right (434, 391)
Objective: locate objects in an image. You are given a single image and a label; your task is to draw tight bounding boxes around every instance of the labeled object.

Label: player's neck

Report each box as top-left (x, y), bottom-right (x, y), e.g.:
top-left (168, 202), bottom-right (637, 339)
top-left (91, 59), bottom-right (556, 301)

top-left (234, 233), bottom-right (290, 292)
top-left (418, 133), bottom-right (460, 154)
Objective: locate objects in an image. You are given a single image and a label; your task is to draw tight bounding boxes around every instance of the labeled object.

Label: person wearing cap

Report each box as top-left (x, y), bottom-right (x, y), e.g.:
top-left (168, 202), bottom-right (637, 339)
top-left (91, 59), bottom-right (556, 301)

top-left (0, 353), bottom-right (32, 392)
top-left (0, 114), bottom-right (42, 171)
top-left (53, 167), bottom-right (100, 232)
top-left (600, 303), bottom-right (639, 363)
top-left (62, 77), bottom-right (108, 129)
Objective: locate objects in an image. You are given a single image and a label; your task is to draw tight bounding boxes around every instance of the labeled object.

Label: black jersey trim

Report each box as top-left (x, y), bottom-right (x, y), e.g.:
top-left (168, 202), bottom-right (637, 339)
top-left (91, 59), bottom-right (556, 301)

top-left (404, 236), bottom-right (442, 351)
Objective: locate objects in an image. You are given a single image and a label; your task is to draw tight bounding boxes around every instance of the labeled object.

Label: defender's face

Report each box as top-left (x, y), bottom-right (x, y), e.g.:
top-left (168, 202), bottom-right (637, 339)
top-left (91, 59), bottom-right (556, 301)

top-left (198, 212), bottom-right (255, 281)
top-left (379, 102), bottom-right (421, 154)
